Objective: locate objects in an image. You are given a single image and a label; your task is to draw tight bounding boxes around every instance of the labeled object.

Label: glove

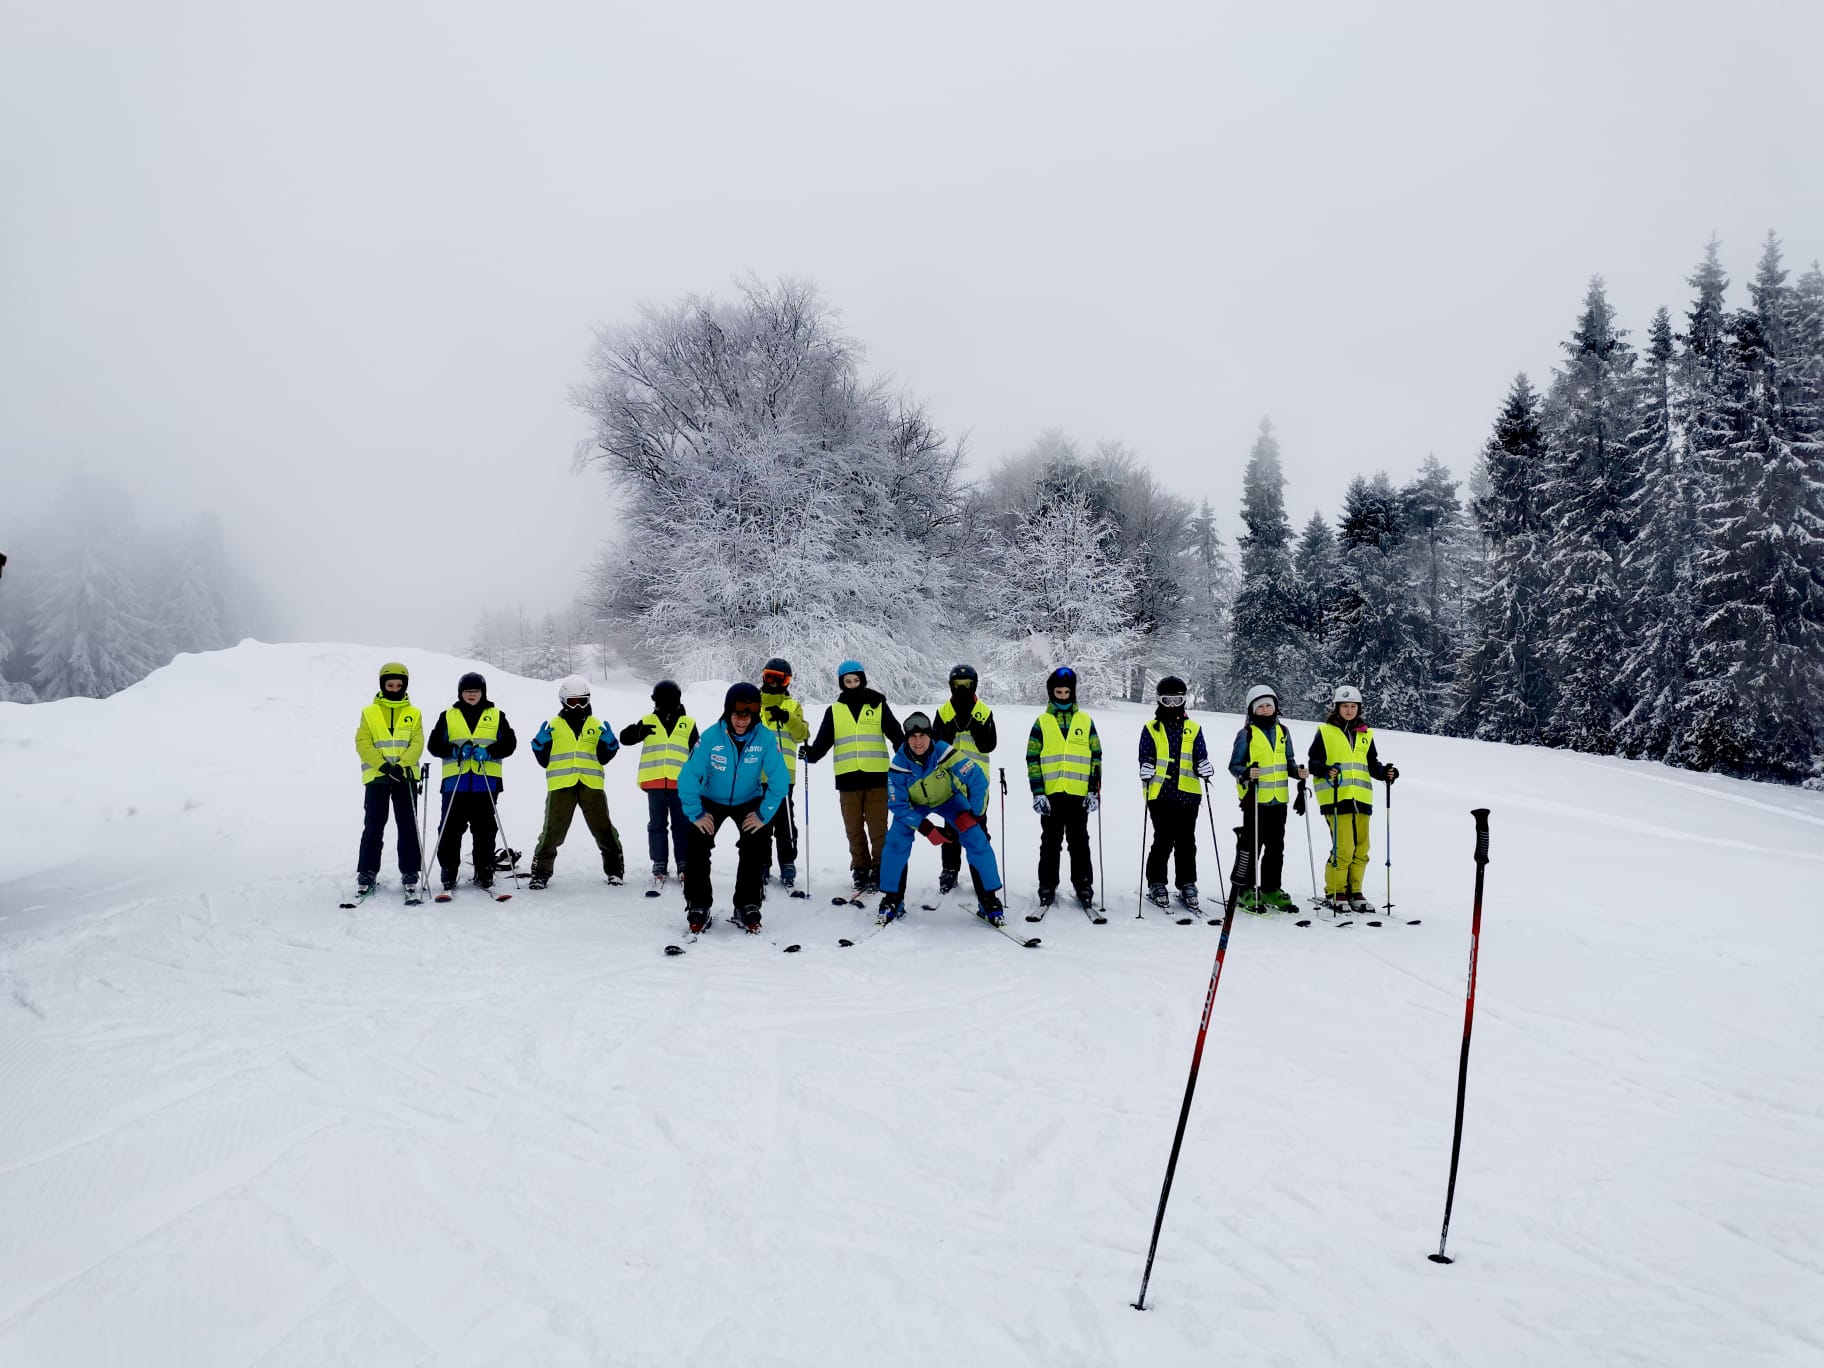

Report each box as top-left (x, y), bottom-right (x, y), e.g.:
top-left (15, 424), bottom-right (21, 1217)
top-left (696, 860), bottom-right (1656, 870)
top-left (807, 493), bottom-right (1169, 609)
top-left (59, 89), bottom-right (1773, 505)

top-left (1327, 765), bottom-right (1341, 782)
top-left (1138, 763), bottom-right (1156, 782)
top-left (1086, 792), bottom-right (1100, 813)
top-left (1195, 760), bottom-right (1215, 779)
top-left (535, 722), bottom-right (553, 748)
top-left (471, 745), bottom-right (491, 763)
top-left (798, 745), bottom-right (813, 762)
top-left (1385, 766), bottom-right (1400, 783)
top-left (1032, 795), bottom-right (1051, 816)
top-left (456, 740), bottom-right (476, 760)
top-left (953, 810), bottom-right (979, 832)
top-left (635, 722), bottom-right (656, 740)
top-left (1294, 788), bottom-right (1308, 816)
top-left (917, 817), bottom-right (953, 846)
top-left (766, 705), bottom-right (790, 725)
top-left (379, 762), bottom-right (406, 782)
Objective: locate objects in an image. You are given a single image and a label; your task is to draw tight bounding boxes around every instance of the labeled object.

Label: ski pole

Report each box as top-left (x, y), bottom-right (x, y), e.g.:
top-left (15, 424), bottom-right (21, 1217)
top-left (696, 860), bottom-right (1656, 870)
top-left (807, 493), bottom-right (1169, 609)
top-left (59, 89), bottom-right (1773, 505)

top-left (998, 766), bottom-right (1008, 860)
top-left (1384, 777), bottom-right (1394, 914)
top-left (1200, 784), bottom-right (1227, 890)
top-left (1133, 826), bottom-right (1253, 1311)
top-left (1327, 772), bottom-right (1340, 910)
top-left (1431, 808), bottom-right (1491, 1265)
top-left (803, 769), bottom-right (812, 901)
top-left (480, 773), bottom-right (523, 892)
top-left (411, 763), bottom-right (431, 888)
top-left (1095, 791), bottom-right (1108, 915)
top-left (1299, 779), bottom-right (1319, 907)
top-left (1136, 788), bottom-right (1150, 919)
top-left (1250, 778), bottom-right (1261, 911)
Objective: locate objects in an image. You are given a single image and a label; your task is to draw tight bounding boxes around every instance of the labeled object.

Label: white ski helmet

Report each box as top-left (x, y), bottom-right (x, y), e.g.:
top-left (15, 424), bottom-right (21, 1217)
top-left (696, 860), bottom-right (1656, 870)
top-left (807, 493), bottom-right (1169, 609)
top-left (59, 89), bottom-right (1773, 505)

top-left (1245, 684), bottom-right (1277, 712)
top-left (556, 674), bottom-right (591, 704)
top-left (1333, 684), bottom-right (1363, 705)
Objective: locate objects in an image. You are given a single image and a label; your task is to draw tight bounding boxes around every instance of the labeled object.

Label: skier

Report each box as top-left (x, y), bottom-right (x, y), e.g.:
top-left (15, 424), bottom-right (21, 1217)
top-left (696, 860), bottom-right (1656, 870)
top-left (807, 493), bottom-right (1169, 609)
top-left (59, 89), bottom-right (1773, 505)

top-left (527, 675), bottom-right (625, 890)
top-left (932, 663), bottom-right (997, 897)
top-left (619, 680), bottom-right (698, 894)
top-left (1138, 675), bottom-right (1216, 912)
top-left (426, 670), bottom-right (519, 893)
top-left (758, 657), bottom-right (810, 891)
top-left (799, 659), bottom-right (905, 895)
top-left (353, 660), bottom-right (425, 896)
top-left (876, 711), bottom-right (1005, 925)
top-left (1026, 665), bottom-right (1102, 908)
top-left (677, 682), bottom-right (792, 933)
top-left (1306, 684), bottom-right (1401, 913)
top-left (1227, 684), bottom-right (1309, 912)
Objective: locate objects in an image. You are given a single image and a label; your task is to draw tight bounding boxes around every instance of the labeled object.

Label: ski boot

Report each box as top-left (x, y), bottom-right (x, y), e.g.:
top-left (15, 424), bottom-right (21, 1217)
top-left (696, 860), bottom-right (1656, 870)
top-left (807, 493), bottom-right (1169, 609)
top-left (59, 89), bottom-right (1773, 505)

top-left (605, 872), bottom-right (624, 887)
top-left (976, 892), bottom-right (1005, 928)
top-left (937, 868), bottom-right (959, 895)
top-left (1262, 888), bottom-right (1296, 912)
top-left (1176, 883), bottom-right (1201, 913)
top-left (779, 863), bottom-right (796, 891)
top-left (647, 872), bottom-right (667, 899)
top-left (472, 875), bottom-right (493, 893)
top-left (687, 906), bottom-right (711, 934)
top-left (1074, 883), bottom-right (1095, 909)
top-left (861, 867), bottom-right (881, 896)
top-left (1236, 888), bottom-right (1269, 914)
top-left (1347, 894), bottom-right (1376, 914)
top-left (528, 876), bottom-right (549, 891)
top-left (736, 905), bottom-right (763, 933)
top-left (876, 895), bottom-right (905, 925)
top-left (1036, 887), bottom-right (1056, 909)
top-left (1147, 882), bottom-right (1172, 908)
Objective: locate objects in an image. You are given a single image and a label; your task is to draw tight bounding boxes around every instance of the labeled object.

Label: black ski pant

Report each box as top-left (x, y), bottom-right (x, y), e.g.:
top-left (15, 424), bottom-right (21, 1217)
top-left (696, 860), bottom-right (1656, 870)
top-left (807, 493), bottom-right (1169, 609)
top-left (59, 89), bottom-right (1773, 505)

top-left (684, 798), bottom-right (773, 911)
top-left (766, 782), bottom-right (799, 870)
top-left (1146, 797), bottom-right (1200, 888)
top-left (1037, 792), bottom-right (1094, 894)
top-left (358, 778), bottom-right (422, 882)
top-left (532, 784), bottom-right (624, 882)
top-left (1236, 795), bottom-right (1289, 892)
top-left (646, 788), bottom-right (689, 875)
top-left (436, 788), bottom-right (499, 886)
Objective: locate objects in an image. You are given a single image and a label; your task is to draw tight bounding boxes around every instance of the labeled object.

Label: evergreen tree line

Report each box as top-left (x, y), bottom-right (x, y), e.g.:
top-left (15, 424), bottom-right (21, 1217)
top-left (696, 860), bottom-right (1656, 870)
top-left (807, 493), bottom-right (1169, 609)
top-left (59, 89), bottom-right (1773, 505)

top-left (0, 470), bottom-right (270, 703)
top-left (575, 248), bottom-right (1822, 786)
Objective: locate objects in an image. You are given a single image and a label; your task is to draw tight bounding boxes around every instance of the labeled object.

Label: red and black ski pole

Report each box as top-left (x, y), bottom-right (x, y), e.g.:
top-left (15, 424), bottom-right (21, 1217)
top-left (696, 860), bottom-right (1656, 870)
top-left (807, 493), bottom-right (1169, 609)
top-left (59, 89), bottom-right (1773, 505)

top-left (1133, 827), bottom-right (1253, 1310)
top-left (1430, 807), bottom-right (1491, 1265)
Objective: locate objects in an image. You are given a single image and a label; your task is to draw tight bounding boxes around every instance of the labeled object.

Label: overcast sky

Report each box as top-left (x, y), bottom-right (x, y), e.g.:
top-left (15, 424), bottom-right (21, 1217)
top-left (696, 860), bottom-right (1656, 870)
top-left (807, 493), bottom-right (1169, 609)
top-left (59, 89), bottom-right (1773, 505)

top-left (3, 0), bottom-right (1819, 651)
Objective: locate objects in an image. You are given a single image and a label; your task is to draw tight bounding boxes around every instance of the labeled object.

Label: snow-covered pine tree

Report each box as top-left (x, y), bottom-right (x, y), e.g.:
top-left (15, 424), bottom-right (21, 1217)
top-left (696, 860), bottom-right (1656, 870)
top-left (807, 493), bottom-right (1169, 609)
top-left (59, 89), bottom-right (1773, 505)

top-left (1449, 375), bottom-right (1556, 741)
top-left (1285, 510), bottom-right (1340, 719)
top-left (1539, 278), bottom-right (1641, 753)
top-left (1678, 235), bottom-right (1824, 780)
top-left (27, 473), bottom-right (162, 700)
top-left (980, 488), bottom-right (1139, 702)
top-left (1328, 474), bottom-right (1432, 730)
top-left (159, 514), bottom-right (240, 657)
top-left (1228, 419), bottom-right (1301, 709)
top-left (1614, 308), bottom-right (1698, 760)
top-left (1400, 455), bottom-right (1467, 716)
top-left (1182, 499), bottom-right (1236, 709)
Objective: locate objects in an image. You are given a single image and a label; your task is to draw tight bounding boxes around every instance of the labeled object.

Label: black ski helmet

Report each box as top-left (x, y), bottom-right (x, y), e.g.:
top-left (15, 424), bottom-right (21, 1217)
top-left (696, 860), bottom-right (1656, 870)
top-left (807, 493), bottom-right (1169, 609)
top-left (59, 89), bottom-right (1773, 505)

top-left (948, 664), bottom-right (979, 691)
top-left (1045, 666), bottom-right (1077, 701)
top-left (457, 671), bottom-right (487, 697)
top-left (763, 657), bottom-right (792, 679)
top-left (723, 681), bottom-right (762, 720)
top-left (1155, 675), bottom-right (1187, 697)
top-left (652, 679), bottom-right (682, 706)
top-left (903, 710), bottom-right (933, 736)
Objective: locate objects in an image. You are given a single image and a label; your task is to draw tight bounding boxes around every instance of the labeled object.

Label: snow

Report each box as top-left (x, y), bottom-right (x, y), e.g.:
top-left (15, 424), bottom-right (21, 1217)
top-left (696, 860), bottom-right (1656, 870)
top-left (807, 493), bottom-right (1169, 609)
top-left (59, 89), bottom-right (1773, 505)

top-left (2, 641), bottom-right (1821, 1367)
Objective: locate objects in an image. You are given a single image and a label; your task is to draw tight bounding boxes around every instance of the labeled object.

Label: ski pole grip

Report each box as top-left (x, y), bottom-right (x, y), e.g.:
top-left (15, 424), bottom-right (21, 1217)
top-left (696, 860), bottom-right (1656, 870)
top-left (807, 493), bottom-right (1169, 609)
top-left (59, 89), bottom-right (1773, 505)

top-left (1230, 826), bottom-right (1252, 886)
top-left (1471, 808), bottom-right (1490, 865)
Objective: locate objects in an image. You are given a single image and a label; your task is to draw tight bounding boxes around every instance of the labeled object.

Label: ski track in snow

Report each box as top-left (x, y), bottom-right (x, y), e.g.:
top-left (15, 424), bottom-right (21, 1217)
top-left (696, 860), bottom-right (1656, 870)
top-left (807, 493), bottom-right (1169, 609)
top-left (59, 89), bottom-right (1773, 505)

top-left (1, 643), bottom-right (1821, 1366)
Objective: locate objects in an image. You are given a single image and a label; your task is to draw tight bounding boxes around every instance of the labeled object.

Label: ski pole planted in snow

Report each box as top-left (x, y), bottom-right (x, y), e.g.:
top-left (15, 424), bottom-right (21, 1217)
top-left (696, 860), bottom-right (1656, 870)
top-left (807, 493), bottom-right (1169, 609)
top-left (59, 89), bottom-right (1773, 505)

top-left (1200, 785), bottom-right (1227, 891)
top-left (1430, 808), bottom-right (1491, 1266)
top-left (1095, 793), bottom-right (1108, 916)
top-left (803, 772), bottom-right (812, 901)
top-left (1299, 779), bottom-right (1319, 907)
top-left (1384, 777), bottom-right (1395, 915)
top-left (1136, 790), bottom-right (1150, 919)
top-left (1132, 828), bottom-right (1254, 1311)
top-left (482, 778), bottom-right (523, 893)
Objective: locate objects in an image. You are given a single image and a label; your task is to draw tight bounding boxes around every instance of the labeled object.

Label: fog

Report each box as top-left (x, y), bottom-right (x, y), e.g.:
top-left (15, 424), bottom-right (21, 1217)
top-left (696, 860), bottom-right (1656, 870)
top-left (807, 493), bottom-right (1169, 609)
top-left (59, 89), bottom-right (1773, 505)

top-left (3, 0), bottom-right (1818, 651)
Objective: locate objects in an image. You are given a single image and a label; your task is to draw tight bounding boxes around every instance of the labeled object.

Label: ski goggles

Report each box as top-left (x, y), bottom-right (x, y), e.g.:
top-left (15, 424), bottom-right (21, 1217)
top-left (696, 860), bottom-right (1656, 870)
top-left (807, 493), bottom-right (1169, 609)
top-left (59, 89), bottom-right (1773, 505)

top-left (729, 703), bottom-right (759, 718)
top-left (563, 696), bottom-right (589, 708)
top-left (1157, 693), bottom-right (1187, 709)
top-left (761, 670), bottom-right (790, 688)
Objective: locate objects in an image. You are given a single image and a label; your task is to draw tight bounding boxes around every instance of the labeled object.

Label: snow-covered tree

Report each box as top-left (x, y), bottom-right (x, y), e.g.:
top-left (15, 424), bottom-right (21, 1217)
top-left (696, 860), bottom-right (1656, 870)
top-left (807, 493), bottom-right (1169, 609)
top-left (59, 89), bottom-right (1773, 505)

top-left (1285, 509), bottom-right (1341, 717)
top-left (1400, 454), bottom-right (1467, 713)
top-left (1328, 474), bottom-right (1432, 730)
top-left (27, 473), bottom-right (161, 700)
top-left (1228, 419), bottom-right (1301, 708)
top-left (1181, 499), bottom-right (1236, 708)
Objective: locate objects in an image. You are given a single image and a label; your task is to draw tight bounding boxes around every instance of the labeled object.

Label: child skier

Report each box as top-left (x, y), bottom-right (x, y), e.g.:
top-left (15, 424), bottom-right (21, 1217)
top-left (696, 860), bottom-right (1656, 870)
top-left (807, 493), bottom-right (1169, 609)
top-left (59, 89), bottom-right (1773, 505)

top-left (1138, 675), bottom-right (1215, 913)
top-left (426, 670), bottom-right (519, 893)
top-left (528, 675), bottom-right (625, 890)
top-left (619, 680), bottom-right (698, 895)
top-left (353, 660), bottom-right (425, 897)
top-left (1306, 684), bottom-right (1401, 913)
top-left (677, 682), bottom-right (792, 933)
top-left (1227, 684), bottom-right (1308, 912)
top-left (876, 711), bottom-right (1005, 925)
top-left (1025, 666), bottom-right (1101, 908)
top-left (758, 657), bottom-right (810, 891)
top-left (932, 663), bottom-right (997, 897)
top-left (800, 659), bottom-right (905, 895)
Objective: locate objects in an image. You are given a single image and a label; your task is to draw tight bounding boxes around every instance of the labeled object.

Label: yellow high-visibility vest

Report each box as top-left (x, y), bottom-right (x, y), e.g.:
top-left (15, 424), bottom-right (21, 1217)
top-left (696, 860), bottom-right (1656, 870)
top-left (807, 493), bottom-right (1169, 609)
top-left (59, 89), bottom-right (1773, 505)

top-left (1236, 723), bottom-right (1290, 804)
top-left (1037, 709), bottom-right (1094, 796)
top-left (441, 706), bottom-right (502, 783)
top-left (637, 713), bottom-right (695, 789)
top-left (545, 715), bottom-right (606, 791)
top-left (831, 702), bottom-right (890, 777)
top-left (359, 699), bottom-right (422, 784)
top-left (1316, 722), bottom-right (1374, 806)
top-left (1145, 719), bottom-right (1203, 799)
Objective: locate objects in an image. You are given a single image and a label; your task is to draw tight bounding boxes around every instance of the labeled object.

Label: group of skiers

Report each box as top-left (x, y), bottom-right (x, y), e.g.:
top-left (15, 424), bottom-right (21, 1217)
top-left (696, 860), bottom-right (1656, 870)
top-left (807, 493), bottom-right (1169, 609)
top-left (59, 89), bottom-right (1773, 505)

top-left (351, 658), bottom-right (1403, 928)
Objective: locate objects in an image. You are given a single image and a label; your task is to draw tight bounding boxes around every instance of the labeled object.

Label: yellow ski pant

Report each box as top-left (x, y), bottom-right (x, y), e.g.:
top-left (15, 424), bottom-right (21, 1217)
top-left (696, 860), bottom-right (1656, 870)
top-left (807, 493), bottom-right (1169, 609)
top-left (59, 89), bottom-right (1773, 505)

top-left (1324, 809), bottom-right (1371, 897)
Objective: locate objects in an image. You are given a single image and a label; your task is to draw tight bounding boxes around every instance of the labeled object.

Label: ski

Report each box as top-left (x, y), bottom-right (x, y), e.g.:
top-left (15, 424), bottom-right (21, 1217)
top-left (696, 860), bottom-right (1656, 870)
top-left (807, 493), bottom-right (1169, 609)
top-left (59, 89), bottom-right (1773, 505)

top-left (403, 884), bottom-right (422, 907)
top-left (1085, 899), bottom-right (1111, 925)
top-left (983, 916), bottom-right (1040, 948)
top-left (1025, 895), bottom-right (1053, 924)
top-left (646, 875), bottom-right (666, 899)
top-left (338, 885), bottom-right (378, 910)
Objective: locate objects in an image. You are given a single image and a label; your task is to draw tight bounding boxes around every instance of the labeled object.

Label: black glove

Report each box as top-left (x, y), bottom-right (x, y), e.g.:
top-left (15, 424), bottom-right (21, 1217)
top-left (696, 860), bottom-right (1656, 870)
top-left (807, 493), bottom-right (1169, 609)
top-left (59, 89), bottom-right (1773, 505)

top-left (636, 722), bottom-right (656, 740)
top-left (1385, 766), bottom-right (1400, 783)
top-left (379, 762), bottom-right (406, 783)
top-left (1294, 788), bottom-right (1308, 817)
top-left (798, 745), bottom-right (813, 762)
top-left (766, 705), bottom-right (790, 725)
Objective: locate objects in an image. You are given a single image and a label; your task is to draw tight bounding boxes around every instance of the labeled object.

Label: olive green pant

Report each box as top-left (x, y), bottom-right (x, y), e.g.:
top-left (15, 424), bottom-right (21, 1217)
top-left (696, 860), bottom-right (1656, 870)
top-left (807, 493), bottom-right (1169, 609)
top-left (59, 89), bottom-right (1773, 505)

top-left (840, 787), bottom-right (889, 882)
top-left (532, 784), bottom-right (624, 882)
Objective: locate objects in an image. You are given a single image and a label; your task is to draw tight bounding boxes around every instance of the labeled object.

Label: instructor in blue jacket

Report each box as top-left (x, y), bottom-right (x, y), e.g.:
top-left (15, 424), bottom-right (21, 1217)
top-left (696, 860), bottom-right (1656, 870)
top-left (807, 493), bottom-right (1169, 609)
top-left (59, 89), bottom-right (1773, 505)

top-left (677, 682), bottom-right (791, 932)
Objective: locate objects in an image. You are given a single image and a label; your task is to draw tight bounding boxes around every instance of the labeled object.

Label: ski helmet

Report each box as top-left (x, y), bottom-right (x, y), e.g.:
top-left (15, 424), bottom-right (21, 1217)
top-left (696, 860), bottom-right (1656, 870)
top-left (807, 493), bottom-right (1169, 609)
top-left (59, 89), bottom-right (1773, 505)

top-left (948, 664), bottom-right (979, 691)
top-left (762, 657), bottom-right (792, 686)
top-left (1046, 666), bottom-right (1077, 701)
top-left (1332, 684), bottom-right (1363, 705)
top-left (1156, 675), bottom-right (1187, 697)
top-left (903, 710), bottom-right (933, 736)
top-left (457, 671), bottom-right (486, 696)
top-left (556, 674), bottom-right (591, 705)
top-left (1246, 684), bottom-right (1277, 713)
top-left (837, 659), bottom-right (866, 687)
top-left (724, 681), bottom-right (762, 719)
top-left (378, 661), bottom-right (409, 693)
top-left (652, 679), bottom-right (682, 706)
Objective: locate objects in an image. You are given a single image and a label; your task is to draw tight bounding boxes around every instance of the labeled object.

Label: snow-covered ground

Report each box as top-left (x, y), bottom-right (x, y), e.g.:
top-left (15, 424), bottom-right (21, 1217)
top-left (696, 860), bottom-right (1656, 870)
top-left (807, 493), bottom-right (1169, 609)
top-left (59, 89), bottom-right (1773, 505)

top-left (2, 642), bottom-right (1821, 1367)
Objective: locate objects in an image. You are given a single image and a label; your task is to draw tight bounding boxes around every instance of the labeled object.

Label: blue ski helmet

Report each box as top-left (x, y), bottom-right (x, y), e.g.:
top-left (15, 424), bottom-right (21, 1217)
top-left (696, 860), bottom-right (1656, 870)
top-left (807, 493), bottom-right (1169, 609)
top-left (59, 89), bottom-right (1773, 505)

top-left (837, 659), bottom-right (866, 687)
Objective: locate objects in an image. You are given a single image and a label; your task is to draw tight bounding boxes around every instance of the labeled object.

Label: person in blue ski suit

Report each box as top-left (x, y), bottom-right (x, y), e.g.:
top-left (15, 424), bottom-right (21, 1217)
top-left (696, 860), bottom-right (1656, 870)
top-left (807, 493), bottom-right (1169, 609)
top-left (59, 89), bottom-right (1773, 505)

top-left (876, 711), bottom-right (1006, 924)
top-left (677, 682), bottom-right (791, 930)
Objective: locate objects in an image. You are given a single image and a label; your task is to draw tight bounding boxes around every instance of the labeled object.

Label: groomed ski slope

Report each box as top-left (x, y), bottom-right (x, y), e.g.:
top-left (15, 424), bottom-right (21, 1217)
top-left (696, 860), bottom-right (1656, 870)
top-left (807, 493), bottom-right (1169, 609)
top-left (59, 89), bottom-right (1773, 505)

top-left (2, 642), bottom-right (1820, 1368)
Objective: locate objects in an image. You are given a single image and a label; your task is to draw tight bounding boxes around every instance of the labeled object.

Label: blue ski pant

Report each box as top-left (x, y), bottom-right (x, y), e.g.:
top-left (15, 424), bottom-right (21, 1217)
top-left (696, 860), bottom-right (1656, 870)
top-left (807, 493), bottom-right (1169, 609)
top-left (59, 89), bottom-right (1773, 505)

top-left (878, 795), bottom-right (1001, 897)
top-left (358, 778), bottom-right (422, 881)
top-left (646, 788), bottom-right (689, 874)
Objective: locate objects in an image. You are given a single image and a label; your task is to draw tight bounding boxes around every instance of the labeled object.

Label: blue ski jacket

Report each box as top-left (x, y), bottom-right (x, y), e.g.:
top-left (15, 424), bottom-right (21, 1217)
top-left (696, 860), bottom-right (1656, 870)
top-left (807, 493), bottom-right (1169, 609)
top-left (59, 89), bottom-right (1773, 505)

top-left (678, 720), bottom-right (791, 823)
top-left (887, 737), bottom-right (989, 824)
